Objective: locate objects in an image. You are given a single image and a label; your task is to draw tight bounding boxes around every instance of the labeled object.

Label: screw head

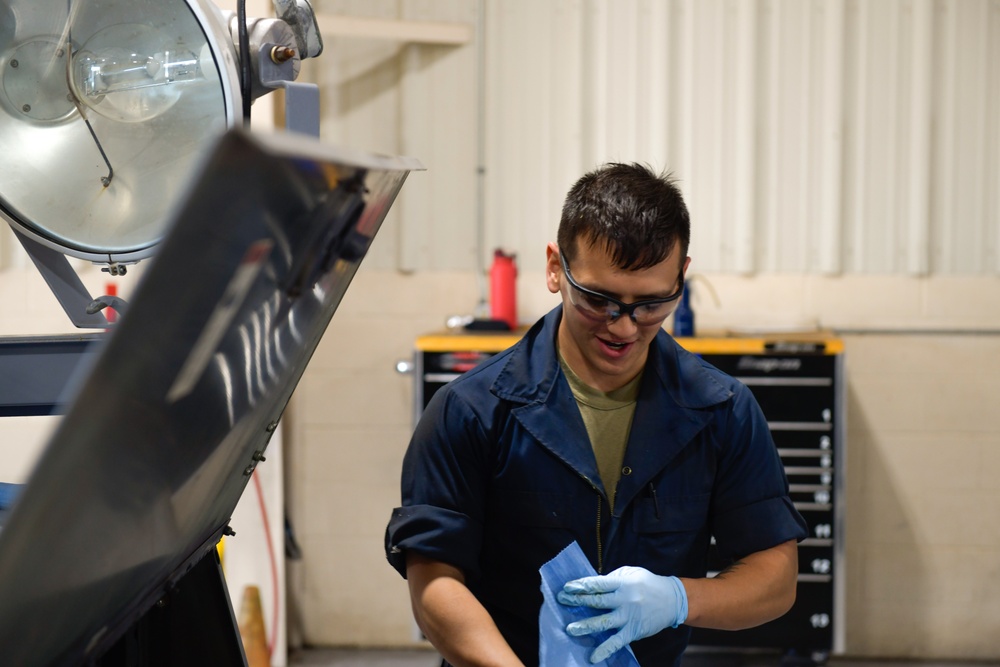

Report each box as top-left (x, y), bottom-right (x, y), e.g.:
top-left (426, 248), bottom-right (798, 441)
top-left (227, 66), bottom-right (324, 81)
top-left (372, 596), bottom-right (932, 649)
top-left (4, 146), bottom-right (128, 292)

top-left (270, 45), bottom-right (296, 64)
top-left (10, 59), bottom-right (18, 68)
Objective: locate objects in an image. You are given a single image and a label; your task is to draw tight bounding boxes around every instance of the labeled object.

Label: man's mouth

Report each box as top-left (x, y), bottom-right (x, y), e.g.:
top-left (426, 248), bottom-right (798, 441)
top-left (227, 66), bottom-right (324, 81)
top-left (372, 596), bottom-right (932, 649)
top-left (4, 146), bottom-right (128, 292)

top-left (599, 338), bottom-right (632, 352)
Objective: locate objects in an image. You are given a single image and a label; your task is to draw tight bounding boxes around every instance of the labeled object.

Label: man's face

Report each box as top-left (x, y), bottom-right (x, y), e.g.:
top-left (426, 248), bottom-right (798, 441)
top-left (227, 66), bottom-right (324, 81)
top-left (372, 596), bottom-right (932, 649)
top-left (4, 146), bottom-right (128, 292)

top-left (546, 239), bottom-right (690, 392)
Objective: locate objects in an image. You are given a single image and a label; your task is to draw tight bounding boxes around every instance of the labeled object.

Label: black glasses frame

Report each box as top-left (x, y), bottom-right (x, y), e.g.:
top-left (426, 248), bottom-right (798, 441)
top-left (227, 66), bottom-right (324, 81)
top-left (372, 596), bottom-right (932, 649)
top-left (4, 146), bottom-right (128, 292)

top-left (559, 251), bottom-right (685, 324)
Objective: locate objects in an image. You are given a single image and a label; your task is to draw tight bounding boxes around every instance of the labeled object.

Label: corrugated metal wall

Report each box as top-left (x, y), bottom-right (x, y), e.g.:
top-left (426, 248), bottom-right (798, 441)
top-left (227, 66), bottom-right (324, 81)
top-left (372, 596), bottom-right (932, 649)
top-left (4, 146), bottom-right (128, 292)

top-left (484, 0), bottom-right (1000, 275)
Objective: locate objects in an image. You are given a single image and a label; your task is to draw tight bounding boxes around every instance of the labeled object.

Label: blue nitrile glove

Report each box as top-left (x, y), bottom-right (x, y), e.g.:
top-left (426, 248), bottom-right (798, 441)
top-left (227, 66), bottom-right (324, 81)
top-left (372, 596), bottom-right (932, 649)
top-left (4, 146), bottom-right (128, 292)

top-left (557, 566), bottom-right (688, 664)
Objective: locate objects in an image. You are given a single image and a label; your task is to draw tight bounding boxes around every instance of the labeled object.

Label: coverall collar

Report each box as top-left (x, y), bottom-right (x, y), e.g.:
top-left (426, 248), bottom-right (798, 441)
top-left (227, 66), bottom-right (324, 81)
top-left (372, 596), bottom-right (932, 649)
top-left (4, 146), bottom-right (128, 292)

top-left (490, 306), bottom-right (733, 508)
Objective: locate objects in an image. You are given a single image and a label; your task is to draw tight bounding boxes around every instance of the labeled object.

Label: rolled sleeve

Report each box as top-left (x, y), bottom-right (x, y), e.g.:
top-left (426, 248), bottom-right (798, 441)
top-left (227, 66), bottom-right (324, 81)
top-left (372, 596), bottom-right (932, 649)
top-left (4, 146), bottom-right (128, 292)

top-left (384, 375), bottom-right (498, 582)
top-left (711, 383), bottom-right (809, 560)
top-left (711, 495), bottom-right (807, 561)
top-left (385, 505), bottom-right (485, 579)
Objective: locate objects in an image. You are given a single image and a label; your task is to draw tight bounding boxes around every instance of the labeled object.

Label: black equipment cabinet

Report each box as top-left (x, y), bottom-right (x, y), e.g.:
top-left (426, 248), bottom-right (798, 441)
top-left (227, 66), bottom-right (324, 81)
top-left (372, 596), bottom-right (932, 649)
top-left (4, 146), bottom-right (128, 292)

top-left (686, 339), bottom-right (845, 664)
top-left (411, 331), bottom-right (846, 663)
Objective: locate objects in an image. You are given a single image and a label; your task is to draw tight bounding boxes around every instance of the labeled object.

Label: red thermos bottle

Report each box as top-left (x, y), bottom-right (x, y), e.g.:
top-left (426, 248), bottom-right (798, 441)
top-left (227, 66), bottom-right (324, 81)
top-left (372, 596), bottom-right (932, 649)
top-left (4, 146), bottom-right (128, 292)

top-left (490, 249), bottom-right (517, 330)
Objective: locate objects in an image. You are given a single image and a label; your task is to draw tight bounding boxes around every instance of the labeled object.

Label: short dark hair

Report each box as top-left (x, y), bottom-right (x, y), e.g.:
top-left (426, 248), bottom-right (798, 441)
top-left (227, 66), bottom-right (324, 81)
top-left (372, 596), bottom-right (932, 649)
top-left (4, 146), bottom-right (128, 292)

top-left (557, 163), bottom-right (690, 270)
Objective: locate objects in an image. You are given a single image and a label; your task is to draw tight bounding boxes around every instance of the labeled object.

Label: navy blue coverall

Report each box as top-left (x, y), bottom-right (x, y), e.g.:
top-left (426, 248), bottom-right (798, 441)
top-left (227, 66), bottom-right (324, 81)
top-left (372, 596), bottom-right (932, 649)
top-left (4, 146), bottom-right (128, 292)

top-left (386, 306), bottom-right (807, 665)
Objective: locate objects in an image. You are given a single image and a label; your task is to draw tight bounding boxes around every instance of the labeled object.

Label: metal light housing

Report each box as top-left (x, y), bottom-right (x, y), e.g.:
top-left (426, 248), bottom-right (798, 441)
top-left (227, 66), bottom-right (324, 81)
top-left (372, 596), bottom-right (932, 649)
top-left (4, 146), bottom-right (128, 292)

top-left (0, 0), bottom-right (240, 264)
top-left (0, 0), bottom-right (322, 327)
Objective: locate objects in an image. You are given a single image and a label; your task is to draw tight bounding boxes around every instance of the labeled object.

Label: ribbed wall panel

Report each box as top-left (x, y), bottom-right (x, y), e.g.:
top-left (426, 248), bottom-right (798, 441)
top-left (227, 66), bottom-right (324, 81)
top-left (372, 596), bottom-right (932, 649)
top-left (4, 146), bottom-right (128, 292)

top-left (484, 0), bottom-right (1000, 275)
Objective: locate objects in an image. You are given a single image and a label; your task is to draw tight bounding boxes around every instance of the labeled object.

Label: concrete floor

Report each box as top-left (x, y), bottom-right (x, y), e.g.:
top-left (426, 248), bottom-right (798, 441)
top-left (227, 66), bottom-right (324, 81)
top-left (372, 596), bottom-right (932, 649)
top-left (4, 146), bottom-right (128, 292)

top-left (288, 648), bottom-right (440, 667)
top-left (287, 647), bottom-right (990, 667)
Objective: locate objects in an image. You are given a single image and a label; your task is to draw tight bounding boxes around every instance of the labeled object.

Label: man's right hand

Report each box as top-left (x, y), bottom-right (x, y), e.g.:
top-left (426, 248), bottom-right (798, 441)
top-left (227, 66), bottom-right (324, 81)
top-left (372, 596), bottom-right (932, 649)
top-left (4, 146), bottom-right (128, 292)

top-left (406, 553), bottom-right (525, 667)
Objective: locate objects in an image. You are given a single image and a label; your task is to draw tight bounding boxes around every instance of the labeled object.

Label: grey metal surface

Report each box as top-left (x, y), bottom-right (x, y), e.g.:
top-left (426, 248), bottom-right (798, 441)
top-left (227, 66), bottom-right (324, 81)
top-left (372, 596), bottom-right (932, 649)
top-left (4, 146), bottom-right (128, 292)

top-left (288, 648), bottom-right (995, 667)
top-left (832, 353), bottom-right (847, 655)
top-left (288, 648), bottom-right (989, 667)
top-left (0, 128), bottom-right (420, 665)
top-left (289, 649), bottom-right (442, 667)
top-left (0, 334), bottom-right (104, 416)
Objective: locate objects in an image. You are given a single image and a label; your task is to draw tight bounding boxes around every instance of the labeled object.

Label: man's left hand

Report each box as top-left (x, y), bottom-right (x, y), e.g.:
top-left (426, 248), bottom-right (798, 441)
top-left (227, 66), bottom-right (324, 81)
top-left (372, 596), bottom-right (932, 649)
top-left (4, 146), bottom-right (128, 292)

top-left (557, 566), bottom-right (688, 664)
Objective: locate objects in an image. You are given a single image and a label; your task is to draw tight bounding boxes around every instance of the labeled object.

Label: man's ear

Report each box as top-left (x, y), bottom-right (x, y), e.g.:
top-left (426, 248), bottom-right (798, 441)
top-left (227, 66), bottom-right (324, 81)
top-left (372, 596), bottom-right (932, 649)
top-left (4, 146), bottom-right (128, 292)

top-left (545, 243), bottom-right (561, 294)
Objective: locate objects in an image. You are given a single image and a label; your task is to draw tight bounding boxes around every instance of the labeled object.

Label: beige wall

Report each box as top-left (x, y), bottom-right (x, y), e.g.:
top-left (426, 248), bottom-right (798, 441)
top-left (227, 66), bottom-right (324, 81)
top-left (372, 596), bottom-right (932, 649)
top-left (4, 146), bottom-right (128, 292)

top-left (842, 334), bottom-right (1000, 657)
top-left (287, 264), bottom-right (1000, 661)
top-left (285, 269), bottom-right (479, 646)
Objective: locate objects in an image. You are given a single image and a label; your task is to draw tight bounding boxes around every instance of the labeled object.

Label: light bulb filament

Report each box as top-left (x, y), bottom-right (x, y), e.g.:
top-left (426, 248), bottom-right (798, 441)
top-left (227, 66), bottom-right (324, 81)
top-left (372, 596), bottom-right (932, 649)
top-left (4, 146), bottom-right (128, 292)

top-left (76, 47), bottom-right (202, 99)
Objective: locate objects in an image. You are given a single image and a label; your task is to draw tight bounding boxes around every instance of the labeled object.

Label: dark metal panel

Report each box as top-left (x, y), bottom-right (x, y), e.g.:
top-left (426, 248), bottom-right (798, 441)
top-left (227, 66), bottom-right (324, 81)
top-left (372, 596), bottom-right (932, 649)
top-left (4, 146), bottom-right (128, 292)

top-left (0, 129), bottom-right (420, 666)
top-left (95, 550), bottom-right (247, 667)
top-left (0, 335), bottom-right (104, 416)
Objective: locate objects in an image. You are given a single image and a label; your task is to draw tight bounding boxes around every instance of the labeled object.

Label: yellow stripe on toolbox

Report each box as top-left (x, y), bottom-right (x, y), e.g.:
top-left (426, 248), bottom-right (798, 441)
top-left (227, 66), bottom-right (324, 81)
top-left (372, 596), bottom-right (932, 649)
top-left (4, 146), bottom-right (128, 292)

top-left (417, 331), bottom-right (844, 355)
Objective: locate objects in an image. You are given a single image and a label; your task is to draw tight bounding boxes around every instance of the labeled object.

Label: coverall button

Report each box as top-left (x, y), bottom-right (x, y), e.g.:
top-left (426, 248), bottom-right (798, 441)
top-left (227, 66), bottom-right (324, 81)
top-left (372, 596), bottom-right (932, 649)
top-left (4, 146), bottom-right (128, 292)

top-left (622, 466), bottom-right (632, 476)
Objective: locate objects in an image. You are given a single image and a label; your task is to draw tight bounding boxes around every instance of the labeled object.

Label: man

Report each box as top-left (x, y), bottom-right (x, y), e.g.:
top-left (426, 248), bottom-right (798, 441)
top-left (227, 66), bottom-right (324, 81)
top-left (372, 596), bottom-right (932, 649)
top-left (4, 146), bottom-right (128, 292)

top-left (385, 163), bottom-right (808, 666)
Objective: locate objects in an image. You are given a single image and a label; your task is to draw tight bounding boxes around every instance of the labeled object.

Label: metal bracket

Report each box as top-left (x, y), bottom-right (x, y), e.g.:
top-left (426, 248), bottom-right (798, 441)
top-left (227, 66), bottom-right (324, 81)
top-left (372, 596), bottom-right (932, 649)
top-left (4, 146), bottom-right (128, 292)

top-left (86, 295), bottom-right (129, 318)
top-left (276, 80), bottom-right (320, 137)
top-left (11, 227), bottom-right (110, 329)
top-left (259, 46), bottom-right (320, 137)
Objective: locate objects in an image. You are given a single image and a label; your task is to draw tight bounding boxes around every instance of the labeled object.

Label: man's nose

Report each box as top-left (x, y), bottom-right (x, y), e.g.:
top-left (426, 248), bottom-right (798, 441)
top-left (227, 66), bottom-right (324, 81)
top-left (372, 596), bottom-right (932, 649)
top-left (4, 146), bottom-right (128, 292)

top-left (607, 313), bottom-right (639, 337)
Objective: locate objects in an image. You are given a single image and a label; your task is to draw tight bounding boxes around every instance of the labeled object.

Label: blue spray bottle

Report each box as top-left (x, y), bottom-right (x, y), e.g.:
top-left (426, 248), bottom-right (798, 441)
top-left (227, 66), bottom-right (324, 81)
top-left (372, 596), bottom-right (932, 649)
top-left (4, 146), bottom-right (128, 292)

top-left (672, 283), bottom-right (695, 337)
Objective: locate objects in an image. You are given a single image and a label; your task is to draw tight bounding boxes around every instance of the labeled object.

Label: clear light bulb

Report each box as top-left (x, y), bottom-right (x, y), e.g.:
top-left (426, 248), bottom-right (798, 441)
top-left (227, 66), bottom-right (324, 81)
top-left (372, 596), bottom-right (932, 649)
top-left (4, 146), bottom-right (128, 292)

top-left (70, 23), bottom-right (206, 123)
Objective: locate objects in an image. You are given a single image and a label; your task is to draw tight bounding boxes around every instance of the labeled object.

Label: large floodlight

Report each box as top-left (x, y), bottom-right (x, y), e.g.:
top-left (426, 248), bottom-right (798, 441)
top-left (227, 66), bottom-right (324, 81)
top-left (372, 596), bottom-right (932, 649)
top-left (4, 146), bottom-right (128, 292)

top-left (0, 0), bottom-right (323, 326)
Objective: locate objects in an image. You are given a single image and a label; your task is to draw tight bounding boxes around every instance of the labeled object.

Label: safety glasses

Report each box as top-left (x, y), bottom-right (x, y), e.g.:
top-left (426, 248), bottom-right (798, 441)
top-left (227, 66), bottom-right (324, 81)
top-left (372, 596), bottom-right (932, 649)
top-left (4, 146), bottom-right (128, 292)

top-left (559, 252), bottom-right (684, 326)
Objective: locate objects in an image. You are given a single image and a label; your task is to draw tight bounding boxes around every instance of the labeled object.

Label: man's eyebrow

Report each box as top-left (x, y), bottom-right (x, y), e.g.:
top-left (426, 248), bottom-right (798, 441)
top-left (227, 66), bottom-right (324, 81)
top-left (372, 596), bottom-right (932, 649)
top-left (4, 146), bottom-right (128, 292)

top-left (575, 279), bottom-right (623, 300)
top-left (581, 282), bottom-right (672, 302)
top-left (633, 292), bottom-right (675, 301)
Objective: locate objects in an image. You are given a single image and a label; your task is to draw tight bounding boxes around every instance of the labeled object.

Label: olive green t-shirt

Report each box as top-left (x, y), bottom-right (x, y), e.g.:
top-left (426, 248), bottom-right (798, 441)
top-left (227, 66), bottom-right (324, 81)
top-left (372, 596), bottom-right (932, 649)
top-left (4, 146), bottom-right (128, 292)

top-left (558, 352), bottom-right (643, 509)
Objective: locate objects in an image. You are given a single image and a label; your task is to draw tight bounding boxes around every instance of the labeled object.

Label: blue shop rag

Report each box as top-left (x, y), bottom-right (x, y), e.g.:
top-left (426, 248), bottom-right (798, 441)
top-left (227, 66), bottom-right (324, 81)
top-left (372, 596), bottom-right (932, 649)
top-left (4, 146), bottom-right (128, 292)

top-left (539, 540), bottom-right (641, 667)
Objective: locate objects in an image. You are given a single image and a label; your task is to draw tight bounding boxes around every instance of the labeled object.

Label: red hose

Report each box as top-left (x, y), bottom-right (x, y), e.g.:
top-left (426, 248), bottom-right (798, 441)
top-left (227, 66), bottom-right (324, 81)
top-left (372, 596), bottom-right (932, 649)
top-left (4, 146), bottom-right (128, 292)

top-left (252, 470), bottom-right (280, 657)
